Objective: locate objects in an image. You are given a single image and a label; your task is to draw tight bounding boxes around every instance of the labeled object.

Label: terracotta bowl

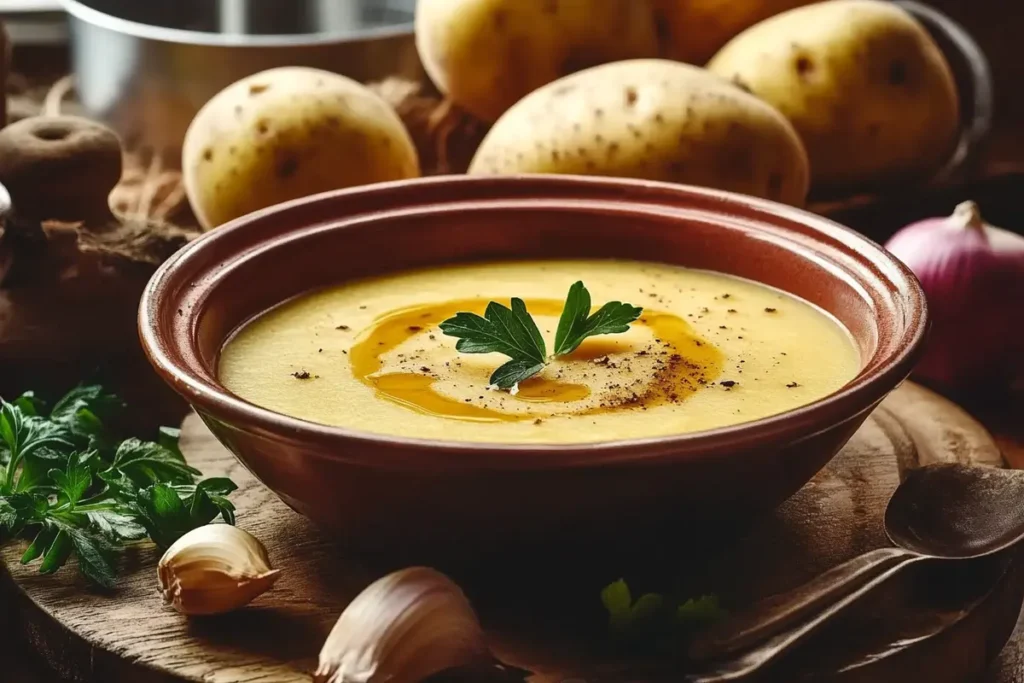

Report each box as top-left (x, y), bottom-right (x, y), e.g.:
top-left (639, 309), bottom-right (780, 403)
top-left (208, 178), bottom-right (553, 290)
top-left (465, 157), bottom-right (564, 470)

top-left (139, 175), bottom-right (927, 551)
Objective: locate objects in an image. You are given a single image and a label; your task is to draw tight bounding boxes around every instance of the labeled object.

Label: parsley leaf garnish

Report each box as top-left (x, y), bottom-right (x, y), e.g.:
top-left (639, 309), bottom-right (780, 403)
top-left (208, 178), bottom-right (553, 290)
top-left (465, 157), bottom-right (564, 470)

top-left (439, 298), bottom-right (547, 389)
top-left (0, 384), bottom-right (238, 587)
top-left (439, 281), bottom-right (642, 390)
top-left (554, 281), bottom-right (643, 355)
top-left (600, 578), bottom-right (727, 652)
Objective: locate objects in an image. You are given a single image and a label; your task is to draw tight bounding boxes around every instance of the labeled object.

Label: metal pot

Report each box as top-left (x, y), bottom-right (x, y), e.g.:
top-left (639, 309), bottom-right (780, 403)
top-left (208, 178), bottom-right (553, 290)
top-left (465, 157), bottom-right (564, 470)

top-left (61, 0), bottom-right (421, 158)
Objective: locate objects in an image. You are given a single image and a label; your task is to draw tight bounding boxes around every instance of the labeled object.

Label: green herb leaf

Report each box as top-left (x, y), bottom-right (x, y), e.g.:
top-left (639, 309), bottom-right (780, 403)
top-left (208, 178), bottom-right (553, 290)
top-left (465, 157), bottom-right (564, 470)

top-left (600, 579), bottom-right (724, 648)
top-left (6, 493), bottom-right (46, 525)
top-left (136, 481), bottom-right (233, 549)
top-left (50, 385), bottom-right (124, 429)
top-left (600, 578), bottom-right (633, 617)
top-left (0, 498), bottom-right (16, 532)
top-left (49, 458), bottom-right (92, 508)
top-left (39, 528), bottom-right (73, 574)
top-left (21, 524), bottom-right (56, 565)
top-left (676, 594), bottom-right (728, 628)
top-left (12, 392), bottom-right (44, 417)
top-left (554, 281), bottom-right (643, 356)
top-left (439, 299), bottom-right (548, 389)
top-left (136, 484), bottom-right (194, 549)
top-left (0, 403), bottom-right (76, 467)
top-left (440, 300), bottom-right (547, 362)
top-left (63, 524), bottom-right (118, 589)
top-left (489, 360), bottom-right (547, 391)
top-left (86, 510), bottom-right (147, 542)
top-left (441, 283), bottom-right (642, 390)
top-left (157, 426), bottom-right (183, 458)
top-left (108, 438), bottom-right (201, 487)
top-left (187, 478), bottom-right (239, 527)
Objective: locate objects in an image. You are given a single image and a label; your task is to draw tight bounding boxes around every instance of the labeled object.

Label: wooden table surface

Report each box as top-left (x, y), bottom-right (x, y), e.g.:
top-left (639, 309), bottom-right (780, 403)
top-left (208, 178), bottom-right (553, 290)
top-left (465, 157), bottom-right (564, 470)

top-left (3, 387), bottom-right (1022, 682)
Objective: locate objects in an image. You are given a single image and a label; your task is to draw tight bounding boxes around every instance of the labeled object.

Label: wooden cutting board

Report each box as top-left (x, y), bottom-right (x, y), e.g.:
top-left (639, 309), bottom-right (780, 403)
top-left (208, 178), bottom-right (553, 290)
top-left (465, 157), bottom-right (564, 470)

top-left (1, 382), bottom-right (1019, 683)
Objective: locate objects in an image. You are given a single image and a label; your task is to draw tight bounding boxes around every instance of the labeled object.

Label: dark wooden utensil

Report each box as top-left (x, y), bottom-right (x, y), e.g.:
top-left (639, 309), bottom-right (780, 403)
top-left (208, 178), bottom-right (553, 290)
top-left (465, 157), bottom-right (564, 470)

top-left (688, 464), bottom-right (1024, 681)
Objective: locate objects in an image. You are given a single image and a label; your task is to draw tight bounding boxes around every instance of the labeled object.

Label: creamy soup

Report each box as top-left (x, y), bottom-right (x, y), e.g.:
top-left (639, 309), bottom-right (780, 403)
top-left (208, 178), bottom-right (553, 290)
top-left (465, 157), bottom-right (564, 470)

top-left (220, 260), bottom-right (861, 444)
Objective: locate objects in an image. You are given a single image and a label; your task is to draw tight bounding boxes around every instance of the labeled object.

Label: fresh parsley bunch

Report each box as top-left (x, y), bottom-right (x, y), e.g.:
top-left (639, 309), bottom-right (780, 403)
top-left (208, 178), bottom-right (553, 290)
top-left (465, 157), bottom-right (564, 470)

top-left (0, 385), bottom-right (237, 588)
top-left (440, 281), bottom-right (643, 389)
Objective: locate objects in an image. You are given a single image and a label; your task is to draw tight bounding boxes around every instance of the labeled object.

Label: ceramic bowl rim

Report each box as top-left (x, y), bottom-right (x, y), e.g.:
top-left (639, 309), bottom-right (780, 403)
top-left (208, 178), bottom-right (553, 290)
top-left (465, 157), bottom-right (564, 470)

top-left (139, 174), bottom-right (928, 470)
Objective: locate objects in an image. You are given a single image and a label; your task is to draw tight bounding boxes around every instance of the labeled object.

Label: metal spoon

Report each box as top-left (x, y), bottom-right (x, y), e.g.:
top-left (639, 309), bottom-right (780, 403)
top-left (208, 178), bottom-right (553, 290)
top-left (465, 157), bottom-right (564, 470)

top-left (685, 464), bottom-right (1024, 681)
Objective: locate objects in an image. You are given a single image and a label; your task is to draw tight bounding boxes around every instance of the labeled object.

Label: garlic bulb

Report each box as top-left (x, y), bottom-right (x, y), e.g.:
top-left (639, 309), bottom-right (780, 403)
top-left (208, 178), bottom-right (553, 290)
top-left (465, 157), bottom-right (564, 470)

top-left (315, 566), bottom-right (490, 683)
top-left (157, 524), bottom-right (280, 616)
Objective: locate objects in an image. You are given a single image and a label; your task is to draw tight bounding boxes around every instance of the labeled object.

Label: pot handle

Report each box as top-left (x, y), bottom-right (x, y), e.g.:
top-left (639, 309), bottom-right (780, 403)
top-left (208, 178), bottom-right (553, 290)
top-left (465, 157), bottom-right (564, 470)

top-left (894, 0), bottom-right (994, 185)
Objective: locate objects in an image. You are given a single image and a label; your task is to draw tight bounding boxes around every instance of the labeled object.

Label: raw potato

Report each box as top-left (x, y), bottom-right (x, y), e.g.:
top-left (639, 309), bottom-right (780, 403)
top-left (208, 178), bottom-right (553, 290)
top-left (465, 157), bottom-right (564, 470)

top-left (183, 67), bottom-right (419, 229)
top-left (707, 0), bottom-right (959, 190)
top-left (415, 0), bottom-right (663, 122)
top-left (656, 0), bottom-right (817, 65)
top-left (469, 59), bottom-right (810, 206)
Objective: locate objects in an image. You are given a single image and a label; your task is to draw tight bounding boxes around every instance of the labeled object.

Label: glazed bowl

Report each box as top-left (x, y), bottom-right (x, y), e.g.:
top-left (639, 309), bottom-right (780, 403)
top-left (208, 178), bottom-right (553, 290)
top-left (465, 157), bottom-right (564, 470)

top-left (139, 175), bottom-right (927, 550)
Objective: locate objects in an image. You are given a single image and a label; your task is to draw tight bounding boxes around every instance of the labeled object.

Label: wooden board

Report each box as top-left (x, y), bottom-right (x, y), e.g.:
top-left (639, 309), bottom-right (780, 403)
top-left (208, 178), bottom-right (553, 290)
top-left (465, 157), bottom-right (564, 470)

top-left (1, 382), bottom-right (1019, 683)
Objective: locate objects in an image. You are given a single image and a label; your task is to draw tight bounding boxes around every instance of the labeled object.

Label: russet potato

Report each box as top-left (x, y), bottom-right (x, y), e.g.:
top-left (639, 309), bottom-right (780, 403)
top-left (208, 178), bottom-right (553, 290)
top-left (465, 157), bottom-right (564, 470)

top-left (656, 0), bottom-right (818, 66)
top-left (468, 59), bottom-right (810, 206)
top-left (182, 67), bottom-right (419, 229)
top-left (707, 0), bottom-right (959, 190)
top-left (415, 0), bottom-right (663, 122)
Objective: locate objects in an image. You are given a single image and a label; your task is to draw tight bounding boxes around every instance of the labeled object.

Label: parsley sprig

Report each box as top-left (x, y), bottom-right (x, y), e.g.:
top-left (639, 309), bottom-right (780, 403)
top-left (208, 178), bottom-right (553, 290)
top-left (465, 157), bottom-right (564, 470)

top-left (0, 385), bottom-right (237, 588)
top-left (601, 579), bottom-right (727, 651)
top-left (439, 281), bottom-right (643, 390)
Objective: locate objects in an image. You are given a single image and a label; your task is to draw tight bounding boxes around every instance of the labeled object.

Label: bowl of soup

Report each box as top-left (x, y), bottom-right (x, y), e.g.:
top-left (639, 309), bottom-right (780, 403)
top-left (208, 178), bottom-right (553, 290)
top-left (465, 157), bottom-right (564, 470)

top-left (139, 175), bottom-right (927, 549)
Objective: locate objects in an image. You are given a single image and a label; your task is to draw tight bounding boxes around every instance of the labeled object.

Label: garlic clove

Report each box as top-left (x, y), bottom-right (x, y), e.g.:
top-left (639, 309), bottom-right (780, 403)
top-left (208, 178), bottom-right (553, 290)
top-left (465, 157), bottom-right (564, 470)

top-left (315, 566), bottom-right (490, 683)
top-left (157, 524), bottom-right (281, 616)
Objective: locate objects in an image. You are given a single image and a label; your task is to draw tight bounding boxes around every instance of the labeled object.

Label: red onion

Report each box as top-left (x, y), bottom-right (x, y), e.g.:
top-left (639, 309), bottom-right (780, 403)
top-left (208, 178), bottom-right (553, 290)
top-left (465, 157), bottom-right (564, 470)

top-left (885, 201), bottom-right (1024, 393)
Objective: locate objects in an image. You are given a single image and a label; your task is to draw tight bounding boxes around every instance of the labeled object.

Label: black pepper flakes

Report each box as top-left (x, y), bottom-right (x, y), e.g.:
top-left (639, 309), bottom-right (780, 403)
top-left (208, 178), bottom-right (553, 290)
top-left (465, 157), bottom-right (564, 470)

top-left (292, 371), bottom-right (312, 380)
top-left (765, 307), bottom-right (777, 313)
top-left (720, 380), bottom-right (738, 388)
top-left (336, 324), bottom-right (350, 330)
top-left (787, 381), bottom-right (801, 388)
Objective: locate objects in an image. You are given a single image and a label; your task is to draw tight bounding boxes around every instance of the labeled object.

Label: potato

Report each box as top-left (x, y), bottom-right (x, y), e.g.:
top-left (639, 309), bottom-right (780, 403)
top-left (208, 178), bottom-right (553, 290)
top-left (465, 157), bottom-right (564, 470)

top-left (707, 0), bottom-right (959, 190)
top-left (468, 59), bottom-right (810, 206)
top-left (656, 0), bottom-right (817, 65)
top-left (415, 0), bottom-right (663, 122)
top-left (183, 67), bottom-right (419, 229)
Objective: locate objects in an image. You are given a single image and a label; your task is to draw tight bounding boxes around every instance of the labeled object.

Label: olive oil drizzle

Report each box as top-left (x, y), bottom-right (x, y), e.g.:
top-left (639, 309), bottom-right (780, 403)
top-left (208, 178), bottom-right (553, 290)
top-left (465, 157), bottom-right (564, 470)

top-left (349, 298), bottom-right (724, 423)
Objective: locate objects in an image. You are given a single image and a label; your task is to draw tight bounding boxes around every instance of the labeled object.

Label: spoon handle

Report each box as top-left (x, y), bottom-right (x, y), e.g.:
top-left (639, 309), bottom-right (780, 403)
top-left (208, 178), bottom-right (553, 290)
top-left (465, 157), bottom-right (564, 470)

top-left (685, 554), bottom-right (926, 682)
top-left (689, 547), bottom-right (913, 661)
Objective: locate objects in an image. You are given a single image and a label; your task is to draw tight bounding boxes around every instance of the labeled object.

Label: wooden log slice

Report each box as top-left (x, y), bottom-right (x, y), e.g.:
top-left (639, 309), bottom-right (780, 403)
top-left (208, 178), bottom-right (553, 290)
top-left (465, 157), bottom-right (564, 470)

top-left (0, 382), bottom-right (1017, 683)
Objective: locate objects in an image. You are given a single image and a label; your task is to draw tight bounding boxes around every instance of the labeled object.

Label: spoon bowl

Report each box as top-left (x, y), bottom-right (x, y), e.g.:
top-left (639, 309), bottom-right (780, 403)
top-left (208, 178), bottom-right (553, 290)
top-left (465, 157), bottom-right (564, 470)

top-left (886, 464), bottom-right (1024, 558)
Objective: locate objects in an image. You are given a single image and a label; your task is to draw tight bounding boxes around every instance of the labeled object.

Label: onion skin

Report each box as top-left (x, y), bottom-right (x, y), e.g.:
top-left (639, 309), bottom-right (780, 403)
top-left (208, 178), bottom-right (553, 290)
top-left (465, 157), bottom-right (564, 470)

top-left (885, 202), bottom-right (1024, 394)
